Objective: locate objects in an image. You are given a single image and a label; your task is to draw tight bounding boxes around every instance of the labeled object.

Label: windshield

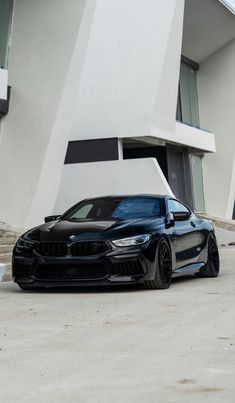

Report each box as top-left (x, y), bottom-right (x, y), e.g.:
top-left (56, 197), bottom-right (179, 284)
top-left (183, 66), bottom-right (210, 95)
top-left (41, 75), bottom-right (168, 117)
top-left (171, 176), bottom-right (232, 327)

top-left (64, 196), bottom-right (165, 221)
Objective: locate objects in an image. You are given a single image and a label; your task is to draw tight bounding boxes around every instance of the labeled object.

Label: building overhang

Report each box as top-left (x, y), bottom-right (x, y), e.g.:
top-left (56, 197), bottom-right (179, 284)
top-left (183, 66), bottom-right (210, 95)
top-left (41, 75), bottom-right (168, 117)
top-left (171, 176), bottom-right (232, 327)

top-left (134, 122), bottom-right (216, 153)
top-left (182, 0), bottom-right (235, 63)
top-left (173, 122), bottom-right (216, 153)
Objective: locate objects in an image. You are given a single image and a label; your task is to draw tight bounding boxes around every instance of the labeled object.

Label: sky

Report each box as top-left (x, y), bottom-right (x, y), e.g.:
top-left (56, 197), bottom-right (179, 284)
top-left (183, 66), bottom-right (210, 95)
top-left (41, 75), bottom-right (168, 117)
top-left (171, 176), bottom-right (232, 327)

top-left (220, 0), bottom-right (235, 12)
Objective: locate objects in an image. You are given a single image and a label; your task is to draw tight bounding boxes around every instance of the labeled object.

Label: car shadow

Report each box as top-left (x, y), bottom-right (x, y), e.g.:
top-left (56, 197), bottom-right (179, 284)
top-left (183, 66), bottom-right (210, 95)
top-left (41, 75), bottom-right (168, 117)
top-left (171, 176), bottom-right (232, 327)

top-left (5, 274), bottom-right (205, 294)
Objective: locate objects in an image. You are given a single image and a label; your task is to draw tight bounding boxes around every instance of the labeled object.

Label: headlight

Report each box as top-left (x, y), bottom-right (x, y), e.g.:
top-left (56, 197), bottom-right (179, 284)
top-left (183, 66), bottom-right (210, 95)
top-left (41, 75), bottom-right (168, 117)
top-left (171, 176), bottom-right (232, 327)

top-left (112, 234), bottom-right (152, 247)
top-left (16, 238), bottom-right (35, 250)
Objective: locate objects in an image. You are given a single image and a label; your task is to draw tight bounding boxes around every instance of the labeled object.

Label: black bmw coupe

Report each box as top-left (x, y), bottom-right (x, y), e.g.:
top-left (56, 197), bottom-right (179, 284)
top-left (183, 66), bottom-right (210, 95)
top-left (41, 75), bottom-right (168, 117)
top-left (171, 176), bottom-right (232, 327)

top-left (13, 194), bottom-right (220, 290)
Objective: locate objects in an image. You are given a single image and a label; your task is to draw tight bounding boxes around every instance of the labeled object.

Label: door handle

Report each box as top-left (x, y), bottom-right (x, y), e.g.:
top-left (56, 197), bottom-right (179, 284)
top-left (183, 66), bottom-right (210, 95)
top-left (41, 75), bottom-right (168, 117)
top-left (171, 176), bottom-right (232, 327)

top-left (190, 221), bottom-right (196, 228)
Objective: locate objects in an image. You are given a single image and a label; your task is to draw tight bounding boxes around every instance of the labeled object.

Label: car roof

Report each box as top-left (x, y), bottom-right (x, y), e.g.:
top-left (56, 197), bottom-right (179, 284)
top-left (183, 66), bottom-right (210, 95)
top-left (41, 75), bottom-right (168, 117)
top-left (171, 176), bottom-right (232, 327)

top-left (83, 194), bottom-right (167, 200)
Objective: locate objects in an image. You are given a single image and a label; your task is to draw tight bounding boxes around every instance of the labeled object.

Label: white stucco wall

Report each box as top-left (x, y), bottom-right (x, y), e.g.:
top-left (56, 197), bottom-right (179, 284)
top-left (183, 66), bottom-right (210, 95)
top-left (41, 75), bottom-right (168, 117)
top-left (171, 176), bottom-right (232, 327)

top-left (24, 1), bottom-right (96, 229)
top-left (53, 158), bottom-right (174, 216)
top-left (198, 39), bottom-right (235, 219)
top-left (0, 0), bottom-right (220, 229)
top-left (68, 0), bottom-right (215, 153)
top-left (70, 0), bottom-right (185, 141)
top-left (0, 0), bottom-right (187, 229)
top-left (0, 0), bottom-right (87, 228)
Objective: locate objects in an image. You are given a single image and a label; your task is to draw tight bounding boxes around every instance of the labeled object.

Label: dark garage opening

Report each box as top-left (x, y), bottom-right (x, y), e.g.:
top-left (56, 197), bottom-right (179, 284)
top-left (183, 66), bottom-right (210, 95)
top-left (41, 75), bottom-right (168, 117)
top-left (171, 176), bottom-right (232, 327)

top-left (122, 139), bottom-right (194, 209)
top-left (123, 140), bottom-right (168, 181)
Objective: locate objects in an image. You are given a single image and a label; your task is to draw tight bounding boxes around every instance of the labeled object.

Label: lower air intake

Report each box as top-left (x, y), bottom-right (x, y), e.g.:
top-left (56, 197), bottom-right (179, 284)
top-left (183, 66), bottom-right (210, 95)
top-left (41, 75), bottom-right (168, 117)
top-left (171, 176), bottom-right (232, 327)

top-left (110, 259), bottom-right (144, 276)
top-left (34, 263), bottom-right (107, 280)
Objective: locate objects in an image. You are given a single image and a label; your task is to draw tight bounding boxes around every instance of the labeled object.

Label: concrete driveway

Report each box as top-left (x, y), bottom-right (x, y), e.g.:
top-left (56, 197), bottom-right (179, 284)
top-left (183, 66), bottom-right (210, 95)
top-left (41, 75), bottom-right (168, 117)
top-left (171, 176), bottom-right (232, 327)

top-left (0, 247), bottom-right (234, 403)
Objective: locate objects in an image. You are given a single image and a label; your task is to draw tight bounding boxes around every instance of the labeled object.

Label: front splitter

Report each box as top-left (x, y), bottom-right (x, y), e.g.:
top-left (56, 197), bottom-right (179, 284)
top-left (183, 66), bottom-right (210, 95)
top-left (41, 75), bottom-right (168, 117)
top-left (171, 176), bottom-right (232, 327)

top-left (14, 275), bottom-right (145, 288)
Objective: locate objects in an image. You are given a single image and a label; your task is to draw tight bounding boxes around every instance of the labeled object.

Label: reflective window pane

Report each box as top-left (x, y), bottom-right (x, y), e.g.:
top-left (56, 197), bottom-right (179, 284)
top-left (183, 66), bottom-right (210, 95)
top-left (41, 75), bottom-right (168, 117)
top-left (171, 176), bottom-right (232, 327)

top-left (0, 0), bottom-right (14, 68)
top-left (190, 154), bottom-right (205, 212)
top-left (179, 63), bottom-right (200, 127)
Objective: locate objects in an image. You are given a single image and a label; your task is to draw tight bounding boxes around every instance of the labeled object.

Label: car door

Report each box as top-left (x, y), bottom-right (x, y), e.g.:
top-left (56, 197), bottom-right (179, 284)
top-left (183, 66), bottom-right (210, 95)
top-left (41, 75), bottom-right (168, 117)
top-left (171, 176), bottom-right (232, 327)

top-left (167, 199), bottom-right (204, 269)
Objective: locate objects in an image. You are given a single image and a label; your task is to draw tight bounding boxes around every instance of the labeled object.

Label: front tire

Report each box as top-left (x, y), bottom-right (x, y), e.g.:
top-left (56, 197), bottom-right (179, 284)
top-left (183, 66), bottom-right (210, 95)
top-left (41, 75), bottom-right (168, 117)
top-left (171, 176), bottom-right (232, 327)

top-left (144, 238), bottom-right (172, 289)
top-left (197, 234), bottom-right (220, 278)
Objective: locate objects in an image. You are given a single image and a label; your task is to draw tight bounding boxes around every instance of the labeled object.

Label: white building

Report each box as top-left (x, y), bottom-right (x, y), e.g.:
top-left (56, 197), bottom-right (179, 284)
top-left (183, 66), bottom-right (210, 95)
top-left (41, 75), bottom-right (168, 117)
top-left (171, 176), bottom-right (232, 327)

top-left (0, 0), bottom-right (234, 229)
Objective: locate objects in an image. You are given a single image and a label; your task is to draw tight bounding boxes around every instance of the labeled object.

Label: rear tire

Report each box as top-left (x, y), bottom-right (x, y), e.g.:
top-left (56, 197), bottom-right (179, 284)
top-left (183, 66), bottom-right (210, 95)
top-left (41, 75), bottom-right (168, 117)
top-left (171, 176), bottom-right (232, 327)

top-left (144, 238), bottom-right (172, 289)
top-left (196, 234), bottom-right (220, 278)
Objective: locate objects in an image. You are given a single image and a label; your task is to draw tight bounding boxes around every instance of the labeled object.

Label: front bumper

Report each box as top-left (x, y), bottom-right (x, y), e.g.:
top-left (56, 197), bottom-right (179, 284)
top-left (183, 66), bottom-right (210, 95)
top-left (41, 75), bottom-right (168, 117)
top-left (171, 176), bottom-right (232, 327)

top-left (12, 242), bottom-right (157, 288)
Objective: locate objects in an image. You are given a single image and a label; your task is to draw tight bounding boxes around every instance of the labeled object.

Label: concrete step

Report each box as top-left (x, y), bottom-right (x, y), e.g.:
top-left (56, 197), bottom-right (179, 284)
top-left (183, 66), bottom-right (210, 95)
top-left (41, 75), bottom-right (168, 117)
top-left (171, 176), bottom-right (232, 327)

top-left (0, 236), bottom-right (17, 245)
top-left (0, 224), bottom-right (21, 281)
top-left (4, 261), bottom-right (12, 279)
top-left (0, 231), bottom-right (18, 239)
top-left (5, 261), bottom-right (12, 281)
top-left (0, 262), bottom-right (12, 281)
top-left (0, 244), bottom-right (14, 253)
top-left (2, 273), bottom-right (12, 281)
top-left (0, 252), bottom-right (12, 264)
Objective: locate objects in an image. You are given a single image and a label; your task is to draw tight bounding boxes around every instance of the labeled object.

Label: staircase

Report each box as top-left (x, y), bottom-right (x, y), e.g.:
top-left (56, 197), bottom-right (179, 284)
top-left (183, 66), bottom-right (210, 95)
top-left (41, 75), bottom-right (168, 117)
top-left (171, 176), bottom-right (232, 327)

top-left (0, 222), bottom-right (22, 281)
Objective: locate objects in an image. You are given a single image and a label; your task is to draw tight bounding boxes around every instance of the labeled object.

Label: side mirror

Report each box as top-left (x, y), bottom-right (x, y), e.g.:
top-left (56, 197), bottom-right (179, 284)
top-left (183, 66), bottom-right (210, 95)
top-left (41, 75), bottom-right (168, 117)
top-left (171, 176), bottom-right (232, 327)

top-left (165, 212), bottom-right (175, 228)
top-left (44, 215), bottom-right (62, 223)
top-left (173, 211), bottom-right (191, 221)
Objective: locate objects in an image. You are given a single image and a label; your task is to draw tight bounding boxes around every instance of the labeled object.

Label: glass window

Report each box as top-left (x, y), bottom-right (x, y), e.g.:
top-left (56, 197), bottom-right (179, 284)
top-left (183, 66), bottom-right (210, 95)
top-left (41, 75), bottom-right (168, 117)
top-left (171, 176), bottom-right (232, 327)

top-left (176, 85), bottom-right (182, 121)
top-left (190, 154), bottom-right (205, 212)
top-left (168, 199), bottom-right (190, 214)
top-left (70, 204), bottom-right (93, 219)
top-left (177, 62), bottom-right (200, 128)
top-left (112, 197), bottom-right (163, 219)
top-left (65, 197), bottom-right (165, 221)
top-left (0, 0), bottom-right (14, 68)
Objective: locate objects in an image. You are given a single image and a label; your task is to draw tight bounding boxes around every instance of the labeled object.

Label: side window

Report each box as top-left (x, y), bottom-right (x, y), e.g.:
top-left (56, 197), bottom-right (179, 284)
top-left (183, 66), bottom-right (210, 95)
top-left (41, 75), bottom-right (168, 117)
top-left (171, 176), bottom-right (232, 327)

top-left (70, 204), bottom-right (93, 219)
top-left (168, 199), bottom-right (190, 214)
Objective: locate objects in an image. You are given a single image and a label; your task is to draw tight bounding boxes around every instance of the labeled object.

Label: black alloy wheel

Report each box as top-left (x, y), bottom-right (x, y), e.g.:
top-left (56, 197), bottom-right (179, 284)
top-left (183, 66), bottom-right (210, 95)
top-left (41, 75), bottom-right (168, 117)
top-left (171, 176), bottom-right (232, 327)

top-left (144, 237), bottom-right (172, 289)
top-left (197, 234), bottom-right (220, 278)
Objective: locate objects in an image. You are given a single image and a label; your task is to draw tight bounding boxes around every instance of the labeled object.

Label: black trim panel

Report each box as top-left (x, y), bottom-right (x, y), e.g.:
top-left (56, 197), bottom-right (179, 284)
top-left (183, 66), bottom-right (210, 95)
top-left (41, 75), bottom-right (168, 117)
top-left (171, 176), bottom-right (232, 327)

top-left (64, 138), bottom-right (119, 164)
top-left (181, 55), bottom-right (199, 71)
top-left (0, 86), bottom-right (11, 116)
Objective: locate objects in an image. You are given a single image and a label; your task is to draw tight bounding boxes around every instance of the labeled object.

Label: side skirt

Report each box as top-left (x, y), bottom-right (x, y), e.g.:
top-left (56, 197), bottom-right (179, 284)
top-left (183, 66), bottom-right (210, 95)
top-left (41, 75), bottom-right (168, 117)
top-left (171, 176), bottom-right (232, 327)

top-left (172, 262), bottom-right (205, 278)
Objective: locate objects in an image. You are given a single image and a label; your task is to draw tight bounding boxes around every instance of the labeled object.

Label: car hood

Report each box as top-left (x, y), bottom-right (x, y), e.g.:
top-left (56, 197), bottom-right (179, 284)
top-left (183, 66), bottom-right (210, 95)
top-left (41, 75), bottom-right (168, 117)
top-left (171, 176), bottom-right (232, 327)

top-left (25, 217), bottom-right (164, 242)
